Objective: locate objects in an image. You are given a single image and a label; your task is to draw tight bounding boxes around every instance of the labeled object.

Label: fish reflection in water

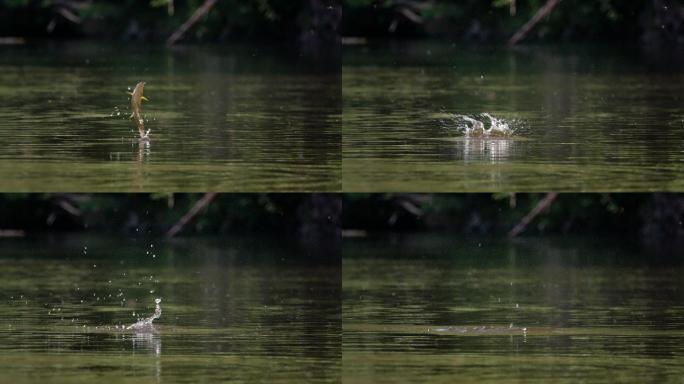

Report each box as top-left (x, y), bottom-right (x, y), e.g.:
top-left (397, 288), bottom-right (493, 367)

top-left (125, 298), bottom-right (162, 382)
top-left (136, 138), bottom-right (151, 162)
top-left (460, 137), bottom-right (513, 162)
top-left (130, 331), bottom-right (162, 356)
top-left (128, 332), bottom-right (162, 383)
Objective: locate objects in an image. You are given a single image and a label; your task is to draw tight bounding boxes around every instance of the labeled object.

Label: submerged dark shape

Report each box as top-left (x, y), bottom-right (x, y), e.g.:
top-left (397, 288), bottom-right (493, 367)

top-left (128, 81), bottom-right (150, 139)
top-left (126, 298), bottom-right (162, 332)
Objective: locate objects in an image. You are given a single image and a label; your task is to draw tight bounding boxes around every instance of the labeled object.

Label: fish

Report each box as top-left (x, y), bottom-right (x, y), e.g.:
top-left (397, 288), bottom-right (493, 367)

top-left (128, 81), bottom-right (150, 139)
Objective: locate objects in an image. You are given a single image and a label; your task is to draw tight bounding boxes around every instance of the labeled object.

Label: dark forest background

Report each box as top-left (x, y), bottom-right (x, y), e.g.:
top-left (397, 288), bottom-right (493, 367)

top-left (1, 194), bottom-right (683, 242)
top-left (1, 0), bottom-right (682, 46)
top-left (342, 194), bottom-right (684, 242)
top-left (0, 194), bottom-right (341, 240)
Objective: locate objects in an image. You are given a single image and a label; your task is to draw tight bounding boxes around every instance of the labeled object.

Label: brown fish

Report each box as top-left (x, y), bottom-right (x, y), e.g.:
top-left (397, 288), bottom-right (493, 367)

top-left (128, 81), bottom-right (149, 138)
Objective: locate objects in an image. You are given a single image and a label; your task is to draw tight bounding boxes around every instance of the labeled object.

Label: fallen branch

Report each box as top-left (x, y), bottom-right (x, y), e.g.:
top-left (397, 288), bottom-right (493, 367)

top-left (166, 193), bottom-right (217, 238)
top-left (507, 193), bottom-right (558, 238)
top-left (56, 199), bottom-right (82, 216)
top-left (397, 7), bottom-right (423, 24)
top-left (56, 7), bottom-right (81, 23)
top-left (507, 0), bottom-right (561, 46)
top-left (166, 0), bottom-right (217, 46)
top-left (52, 194), bottom-right (87, 217)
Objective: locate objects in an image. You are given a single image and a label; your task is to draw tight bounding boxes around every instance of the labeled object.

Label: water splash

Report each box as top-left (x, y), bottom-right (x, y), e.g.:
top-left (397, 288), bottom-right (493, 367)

top-left (126, 298), bottom-right (162, 332)
top-left (447, 113), bottom-right (518, 138)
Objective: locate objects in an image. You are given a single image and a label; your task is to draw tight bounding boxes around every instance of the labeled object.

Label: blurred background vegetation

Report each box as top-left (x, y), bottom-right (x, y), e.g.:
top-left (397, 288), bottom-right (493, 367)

top-left (343, 193), bottom-right (684, 241)
top-left (1, 0), bottom-right (682, 45)
top-left (2, 193), bottom-right (682, 242)
top-left (0, 0), bottom-right (340, 43)
top-left (343, 0), bottom-right (683, 45)
top-left (0, 194), bottom-right (340, 240)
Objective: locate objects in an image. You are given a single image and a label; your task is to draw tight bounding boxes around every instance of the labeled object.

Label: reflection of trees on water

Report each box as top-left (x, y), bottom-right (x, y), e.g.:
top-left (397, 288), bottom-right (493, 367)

top-left (5, 43), bottom-right (340, 184)
top-left (348, 43), bottom-right (684, 171)
top-left (345, 236), bottom-right (684, 360)
top-left (148, 239), bottom-right (340, 381)
top-left (4, 236), bottom-right (338, 382)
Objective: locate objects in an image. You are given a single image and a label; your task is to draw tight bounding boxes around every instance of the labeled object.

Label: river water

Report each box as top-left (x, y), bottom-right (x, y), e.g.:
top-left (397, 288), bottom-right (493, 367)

top-left (0, 43), bottom-right (340, 191)
top-left (343, 234), bottom-right (684, 383)
top-left (343, 42), bottom-right (684, 191)
top-left (0, 235), bottom-right (340, 383)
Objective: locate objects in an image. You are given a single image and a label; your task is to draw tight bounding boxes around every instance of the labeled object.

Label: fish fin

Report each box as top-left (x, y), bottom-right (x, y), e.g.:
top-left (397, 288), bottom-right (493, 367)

top-left (141, 96), bottom-right (149, 102)
top-left (127, 92), bottom-right (133, 96)
top-left (130, 112), bottom-right (135, 119)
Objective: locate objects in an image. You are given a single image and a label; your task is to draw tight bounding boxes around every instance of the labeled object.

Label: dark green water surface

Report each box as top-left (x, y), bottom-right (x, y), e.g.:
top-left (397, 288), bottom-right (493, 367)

top-left (343, 234), bottom-right (684, 383)
top-left (0, 235), bottom-right (340, 383)
top-left (0, 43), bottom-right (340, 191)
top-left (343, 43), bottom-right (684, 191)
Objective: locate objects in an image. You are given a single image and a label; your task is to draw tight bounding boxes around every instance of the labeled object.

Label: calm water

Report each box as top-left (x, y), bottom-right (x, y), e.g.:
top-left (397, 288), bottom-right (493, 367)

top-left (344, 235), bottom-right (684, 383)
top-left (0, 43), bottom-right (340, 191)
top-left (343, 42), bottom-right (684, 191)
top-left (0, 235), bottom-right (340, 383)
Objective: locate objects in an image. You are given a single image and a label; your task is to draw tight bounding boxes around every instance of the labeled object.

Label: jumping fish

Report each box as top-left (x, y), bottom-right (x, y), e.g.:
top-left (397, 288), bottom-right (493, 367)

top-left (128, 81), bottom-right (150, 139)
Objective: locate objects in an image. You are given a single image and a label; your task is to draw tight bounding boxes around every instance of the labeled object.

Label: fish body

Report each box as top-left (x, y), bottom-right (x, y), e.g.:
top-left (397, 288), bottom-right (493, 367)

top-left (128, 81), bottom-right (149, 138)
